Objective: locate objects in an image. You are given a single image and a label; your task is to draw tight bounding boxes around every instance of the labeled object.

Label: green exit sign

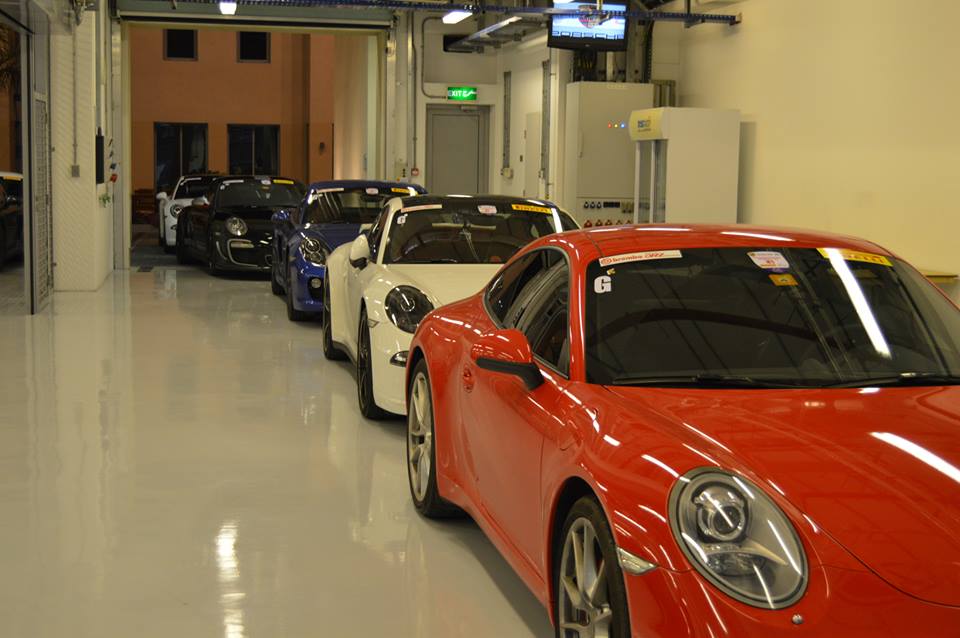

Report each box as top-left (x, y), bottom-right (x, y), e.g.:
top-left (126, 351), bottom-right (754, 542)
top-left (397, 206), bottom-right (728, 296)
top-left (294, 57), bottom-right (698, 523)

top-left (447, 86), bottom-right (478, 101)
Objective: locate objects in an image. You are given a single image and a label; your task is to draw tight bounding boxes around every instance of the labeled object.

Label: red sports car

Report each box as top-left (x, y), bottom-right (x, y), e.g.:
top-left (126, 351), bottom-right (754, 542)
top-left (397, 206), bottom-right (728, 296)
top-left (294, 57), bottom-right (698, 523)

top-left (404, 224), bottom-right (960, 637)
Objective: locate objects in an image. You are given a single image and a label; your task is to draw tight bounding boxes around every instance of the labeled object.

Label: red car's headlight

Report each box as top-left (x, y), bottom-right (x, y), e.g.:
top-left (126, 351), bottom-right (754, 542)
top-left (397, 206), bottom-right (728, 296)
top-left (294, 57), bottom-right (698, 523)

top-left (669, 468), bottom-right (808, 609)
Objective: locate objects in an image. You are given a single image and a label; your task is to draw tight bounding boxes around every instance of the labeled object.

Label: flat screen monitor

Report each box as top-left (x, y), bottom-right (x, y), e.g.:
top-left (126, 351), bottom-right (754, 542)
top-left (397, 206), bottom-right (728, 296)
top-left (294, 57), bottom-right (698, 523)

top-left (549, 1), bottom-right (628, 51)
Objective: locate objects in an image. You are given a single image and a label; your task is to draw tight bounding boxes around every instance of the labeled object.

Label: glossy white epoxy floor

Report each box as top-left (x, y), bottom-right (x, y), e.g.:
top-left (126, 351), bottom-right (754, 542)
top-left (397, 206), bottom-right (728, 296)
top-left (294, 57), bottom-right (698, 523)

top-left (0, 269), bottom-right (552, 638)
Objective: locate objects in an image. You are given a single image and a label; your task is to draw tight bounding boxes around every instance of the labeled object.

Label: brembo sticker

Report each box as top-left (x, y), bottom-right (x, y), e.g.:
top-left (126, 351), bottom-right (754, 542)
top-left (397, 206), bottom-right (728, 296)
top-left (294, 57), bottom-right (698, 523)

top-left (748, 251), bottom-right (790, 270)
top-left (598, 250), bottom-right (682, 267)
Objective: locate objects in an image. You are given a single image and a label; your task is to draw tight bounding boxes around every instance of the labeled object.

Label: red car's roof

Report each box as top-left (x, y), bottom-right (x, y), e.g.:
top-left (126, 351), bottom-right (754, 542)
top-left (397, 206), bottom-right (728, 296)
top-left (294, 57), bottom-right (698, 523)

top-left (553, 224), bottom-right (893, 263)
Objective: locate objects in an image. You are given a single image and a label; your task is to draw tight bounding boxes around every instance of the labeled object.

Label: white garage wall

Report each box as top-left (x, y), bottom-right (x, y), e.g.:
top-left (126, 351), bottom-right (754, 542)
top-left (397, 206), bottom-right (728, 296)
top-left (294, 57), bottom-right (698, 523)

top-left (51, 11), bottom-right (113, 292)
top-left (674, 0), bottom-right (960, 275)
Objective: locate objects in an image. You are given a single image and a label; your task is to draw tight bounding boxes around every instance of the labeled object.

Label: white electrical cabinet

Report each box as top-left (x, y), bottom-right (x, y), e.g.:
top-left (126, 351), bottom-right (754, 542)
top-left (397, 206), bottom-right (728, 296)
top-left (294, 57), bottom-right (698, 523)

top-left (561, 82), bottom-right (655, 227)
top-left (629, 107), bottom-right (741, 224)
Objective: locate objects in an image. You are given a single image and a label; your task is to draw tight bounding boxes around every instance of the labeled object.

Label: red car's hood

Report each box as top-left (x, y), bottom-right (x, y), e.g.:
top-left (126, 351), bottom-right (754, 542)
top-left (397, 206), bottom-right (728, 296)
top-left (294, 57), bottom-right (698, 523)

top-left (606, 385), bottom-right (960, 607)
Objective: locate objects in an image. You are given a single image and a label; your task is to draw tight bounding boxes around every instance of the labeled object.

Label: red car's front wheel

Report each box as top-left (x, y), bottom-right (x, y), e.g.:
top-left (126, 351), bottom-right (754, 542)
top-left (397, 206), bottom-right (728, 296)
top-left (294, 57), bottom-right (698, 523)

top-left (556, 497), bottom-right (631, 638)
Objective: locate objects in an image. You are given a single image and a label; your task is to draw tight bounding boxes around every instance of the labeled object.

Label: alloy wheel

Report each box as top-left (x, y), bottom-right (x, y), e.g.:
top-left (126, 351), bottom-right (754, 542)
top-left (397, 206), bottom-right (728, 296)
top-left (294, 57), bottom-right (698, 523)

top-left (407, 372), bottom-right (433, 502)
top-left (558, 518), bottom-right (614, 638)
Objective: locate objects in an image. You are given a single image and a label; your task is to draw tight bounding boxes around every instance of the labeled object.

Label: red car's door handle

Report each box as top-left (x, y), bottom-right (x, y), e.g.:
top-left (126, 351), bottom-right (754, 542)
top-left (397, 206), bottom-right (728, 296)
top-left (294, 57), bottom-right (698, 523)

top-left (462, 367), bottom-right (475, 392)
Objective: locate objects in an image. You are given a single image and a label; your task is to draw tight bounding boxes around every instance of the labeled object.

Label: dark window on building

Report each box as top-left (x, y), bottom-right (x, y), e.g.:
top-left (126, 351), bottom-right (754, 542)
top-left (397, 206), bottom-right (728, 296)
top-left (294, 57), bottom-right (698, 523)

top-left (238, 32), bottom-right (270, 62)
top-left (154, 123), bottom-right (208, 193)
top-left (228, 125), bottom-right (280, 175)
top-left (164, 29), bottom-right (197, 61)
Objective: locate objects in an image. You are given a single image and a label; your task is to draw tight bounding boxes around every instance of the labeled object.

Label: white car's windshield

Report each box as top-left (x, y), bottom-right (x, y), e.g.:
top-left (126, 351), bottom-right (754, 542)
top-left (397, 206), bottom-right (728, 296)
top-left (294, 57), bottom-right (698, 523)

top-left (384, 203), bottom-right (577, 265)
top-left (586, 246), bottom-right (960, 388)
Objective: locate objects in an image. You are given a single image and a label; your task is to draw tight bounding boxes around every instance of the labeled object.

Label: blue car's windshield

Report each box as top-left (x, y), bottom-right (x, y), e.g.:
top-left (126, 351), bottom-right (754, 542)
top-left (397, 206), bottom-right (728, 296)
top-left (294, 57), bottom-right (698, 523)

top-left (303, 186), bottom-right (419, 225)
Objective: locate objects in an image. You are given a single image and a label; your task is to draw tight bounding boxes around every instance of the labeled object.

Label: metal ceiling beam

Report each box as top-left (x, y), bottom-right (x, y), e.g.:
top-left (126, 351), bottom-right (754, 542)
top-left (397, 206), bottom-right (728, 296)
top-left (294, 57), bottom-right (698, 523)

top-left (134, 0), bottom-right (741, 25)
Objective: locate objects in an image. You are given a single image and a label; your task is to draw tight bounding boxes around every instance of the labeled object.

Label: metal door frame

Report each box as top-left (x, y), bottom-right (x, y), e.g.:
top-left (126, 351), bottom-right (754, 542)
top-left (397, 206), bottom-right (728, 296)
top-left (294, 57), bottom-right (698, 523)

top-left (425, 104), bottom-right (490, 195)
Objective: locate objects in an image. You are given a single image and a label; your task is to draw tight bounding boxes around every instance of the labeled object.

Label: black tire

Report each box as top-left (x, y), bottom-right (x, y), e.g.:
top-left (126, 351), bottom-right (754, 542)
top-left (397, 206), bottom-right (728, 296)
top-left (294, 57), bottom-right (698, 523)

top-left (271, 271), bottom-right (284, 296)
top-left (207, 244), bottom-right (221, 276)
top-left (322, 281), bottom-right (347, 360)
top-left (357, 306), bottom-right (388, 419)
top-left (163, 241), bottom-right (175, 255)
top-left (176, 234), bottom-right (189, 264)
top-left (407, 359), bottom-right (459, 518)
top-left (286, 279), bottom-right (309, 322)
top-left (554, 497), bottom-right (632, 638)
top-left (158, 229), bottom-right (166, 248)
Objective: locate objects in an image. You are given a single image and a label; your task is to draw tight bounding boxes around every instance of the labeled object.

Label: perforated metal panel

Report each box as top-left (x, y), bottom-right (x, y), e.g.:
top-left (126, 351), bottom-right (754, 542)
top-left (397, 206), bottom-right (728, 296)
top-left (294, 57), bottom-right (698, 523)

top-left (31, 96), bottom-right (52, 311)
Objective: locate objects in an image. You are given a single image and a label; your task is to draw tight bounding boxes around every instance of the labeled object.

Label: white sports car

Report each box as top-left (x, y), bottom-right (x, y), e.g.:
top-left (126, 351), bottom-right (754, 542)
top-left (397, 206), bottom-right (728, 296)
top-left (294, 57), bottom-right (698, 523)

top-left (323, 194), bottom-right (579, 418)
top-left (156, 174), bottom-right (220, 252)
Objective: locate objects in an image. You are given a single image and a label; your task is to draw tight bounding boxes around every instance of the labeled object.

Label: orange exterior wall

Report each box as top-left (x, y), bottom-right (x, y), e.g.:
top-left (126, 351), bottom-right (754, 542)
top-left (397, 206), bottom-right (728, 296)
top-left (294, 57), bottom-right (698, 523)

top-left (130, 26), bottom-right (336, 191)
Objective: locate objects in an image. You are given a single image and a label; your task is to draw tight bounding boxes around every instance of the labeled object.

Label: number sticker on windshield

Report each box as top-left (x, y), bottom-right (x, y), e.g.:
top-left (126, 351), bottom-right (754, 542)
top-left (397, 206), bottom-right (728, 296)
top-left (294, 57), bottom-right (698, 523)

top-left (594, 275), bottom-right (613, 294)
top-left (598, 250), bottom-right (682, 267)
top-left (396, 214), bottom-right (407, 225)
top-left (477, 205), bottom-right (498, 215)
top-left (366, 187), bottom-right (379, 195)
top-left (273, 179), bottom-right (294, 185)
top-left (818, 248), bottom-right (892, 267)
top-left (749, 251), bottom-right (790, 270)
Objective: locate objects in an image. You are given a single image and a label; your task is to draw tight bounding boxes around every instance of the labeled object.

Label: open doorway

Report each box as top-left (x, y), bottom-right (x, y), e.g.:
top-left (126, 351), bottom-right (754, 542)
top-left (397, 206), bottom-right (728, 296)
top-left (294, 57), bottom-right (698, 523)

top-left (0, 24), bottom-right (25, 312)
top-left (126, 24), bottom-right (383, 269)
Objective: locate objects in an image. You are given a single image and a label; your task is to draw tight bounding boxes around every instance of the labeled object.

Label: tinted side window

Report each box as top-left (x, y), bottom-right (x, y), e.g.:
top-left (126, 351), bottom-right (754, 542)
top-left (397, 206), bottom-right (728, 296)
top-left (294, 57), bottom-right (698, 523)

top-left (367, 208), bottom-right (388, 261)
top-left (518, 261), bottom-right (570, 375)
top-left (485, 249), bottom-right (564, 327)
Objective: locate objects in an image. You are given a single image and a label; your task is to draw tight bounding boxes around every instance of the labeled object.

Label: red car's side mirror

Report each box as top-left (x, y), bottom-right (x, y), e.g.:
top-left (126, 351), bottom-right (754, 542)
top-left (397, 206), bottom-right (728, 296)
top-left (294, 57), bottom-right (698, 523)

top-left (471, 329), bottom-right (544, 390)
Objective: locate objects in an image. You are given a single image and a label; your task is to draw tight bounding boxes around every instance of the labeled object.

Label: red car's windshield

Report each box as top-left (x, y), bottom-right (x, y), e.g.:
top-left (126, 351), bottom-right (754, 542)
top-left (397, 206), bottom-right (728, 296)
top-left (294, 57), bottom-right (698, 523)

top-left (585, 246), bottom-right (960, 387)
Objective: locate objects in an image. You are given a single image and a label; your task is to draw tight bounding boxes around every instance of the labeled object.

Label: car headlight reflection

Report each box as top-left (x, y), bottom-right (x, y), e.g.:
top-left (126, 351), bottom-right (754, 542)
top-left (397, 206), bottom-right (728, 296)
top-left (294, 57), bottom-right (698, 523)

top-left (301, 236), bottom-right (327, 266)
top-left (669, 469), bottom-right (807, 609)
top-left (225, 217), bottom-right (248, 237)
top-left (385, 286), bottom-right (434, 334)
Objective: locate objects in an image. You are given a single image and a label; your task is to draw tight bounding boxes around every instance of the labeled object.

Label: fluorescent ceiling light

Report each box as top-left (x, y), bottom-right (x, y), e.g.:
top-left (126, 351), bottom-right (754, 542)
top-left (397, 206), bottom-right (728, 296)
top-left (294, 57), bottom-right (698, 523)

top-left (442, 10), bottom-right (473, 24)
top-left (219, 0), bottom-right (237, 15)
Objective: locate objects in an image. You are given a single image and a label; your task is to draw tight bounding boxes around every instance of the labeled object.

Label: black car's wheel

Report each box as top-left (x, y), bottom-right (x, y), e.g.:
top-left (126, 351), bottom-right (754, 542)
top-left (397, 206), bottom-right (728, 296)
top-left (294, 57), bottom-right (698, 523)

top-left (207, 246), bottom-right (221, 276)
top-left (271, 269), bottom-right (284, 296)
top-left (286, 276), bottom-right (309, 322)
top-left (176, 235), bottom-right (189, 264)
top-left (322, 281), bottom-right (346, 360)
top-left (357, 306), bottom-right (387, 419)
top-left (555, 496), bottom-right (631, 638)
top-left (407, 359), bottom-right (459, 518)
top-left (163, 240), bottom-right (174, 255)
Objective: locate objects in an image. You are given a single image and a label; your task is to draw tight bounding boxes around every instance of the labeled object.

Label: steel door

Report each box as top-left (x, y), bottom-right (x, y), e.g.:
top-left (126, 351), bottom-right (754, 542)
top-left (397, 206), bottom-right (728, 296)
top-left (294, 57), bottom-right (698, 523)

top-left (425, 105), bottom-right (489, 195)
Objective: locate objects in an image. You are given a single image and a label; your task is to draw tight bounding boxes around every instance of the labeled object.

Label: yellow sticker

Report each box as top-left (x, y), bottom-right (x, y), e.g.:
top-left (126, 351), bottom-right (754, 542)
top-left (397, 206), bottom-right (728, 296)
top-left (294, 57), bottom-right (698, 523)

top-left (818, 248), bottom-right (892, 267)
top-left (511, 203), bottom-right (552, 214)
top-left (3, 175), bottom-right (22, 181)
top-left (392, 187), bottom-right (413, 194)
top-left (769, 273), bottom-right (798, 287)
top-left (273, 179), bottom-right (295, 185)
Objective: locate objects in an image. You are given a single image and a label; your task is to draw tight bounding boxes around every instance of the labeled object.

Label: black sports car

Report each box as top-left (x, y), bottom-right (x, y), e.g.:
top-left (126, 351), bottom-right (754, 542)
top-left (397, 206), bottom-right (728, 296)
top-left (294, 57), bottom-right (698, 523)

top-left (176, 176), bottom-right (305, 274)
top-left (0, 173), bottom-right (24, 268)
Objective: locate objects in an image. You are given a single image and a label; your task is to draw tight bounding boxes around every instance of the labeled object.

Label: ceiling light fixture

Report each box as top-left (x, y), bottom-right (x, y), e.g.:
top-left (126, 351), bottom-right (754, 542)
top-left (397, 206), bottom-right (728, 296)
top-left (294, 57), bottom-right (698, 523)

top-left (442, 9), bottom-right (473, 24)
top-left (219, 0), bottom-right (237, 15)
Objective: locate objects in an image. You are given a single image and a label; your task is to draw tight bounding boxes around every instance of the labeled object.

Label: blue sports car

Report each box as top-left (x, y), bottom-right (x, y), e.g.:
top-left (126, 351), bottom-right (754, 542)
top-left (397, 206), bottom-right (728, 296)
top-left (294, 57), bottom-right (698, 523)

top-left (271, 180), bottom-right (427, 321)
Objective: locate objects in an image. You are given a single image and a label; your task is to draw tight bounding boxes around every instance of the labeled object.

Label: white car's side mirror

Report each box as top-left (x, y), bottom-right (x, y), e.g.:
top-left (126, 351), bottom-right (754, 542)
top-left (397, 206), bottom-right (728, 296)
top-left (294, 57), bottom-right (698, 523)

top-left (349, 235), bottom-right (371, 269)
